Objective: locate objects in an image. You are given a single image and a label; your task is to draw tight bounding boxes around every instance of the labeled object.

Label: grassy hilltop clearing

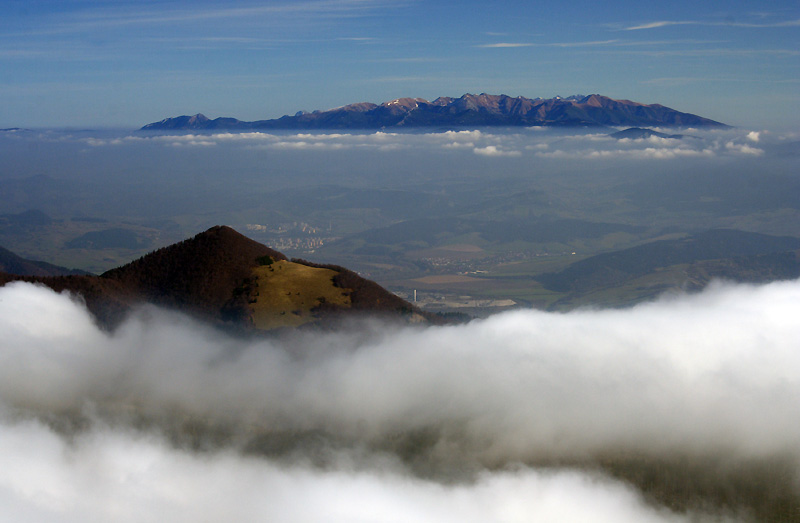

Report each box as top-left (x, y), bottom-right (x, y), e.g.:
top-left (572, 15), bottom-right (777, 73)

top-left (249, 259), bottom-right (351, 329)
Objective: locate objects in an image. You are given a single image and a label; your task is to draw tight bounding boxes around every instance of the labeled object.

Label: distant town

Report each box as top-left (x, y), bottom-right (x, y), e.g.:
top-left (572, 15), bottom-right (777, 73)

top-left (245, 222), bottom-right (336, 252)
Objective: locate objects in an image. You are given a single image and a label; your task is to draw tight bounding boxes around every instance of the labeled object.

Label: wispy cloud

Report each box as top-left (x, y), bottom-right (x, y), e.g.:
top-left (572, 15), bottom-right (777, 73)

top-left (473, 145), bottom-right (521, 157)
top-left (337, 36), bottom-right (377, 42)
top-left (477, 40), bottom-right (621, 49)
top-left (0, 49), bottom-right (49, 58)
top-left (369, 75), bottom-right (438, 83)
top-left (625, 18), bottom-right (800, 30)
top-left (625, 21), bottom-right (699, 31)
top-left (642, 76), bottom-right (746, 86)
top-left (477, 39), bottom-right (711, 49)
top-left (618, 48), bottom-right (800, 57)
top-left (735, 18), bottom-right (800, 27)
top-left (84, 0), bottom-right (401, 26)
top-left (14, 0), bottom-right (403, 37)
top-left (548, 39), bottom-right (619, 48)
top-left (366, 57), bottom-right (445, 63)
top-left (477, 40), bottom-right (620, 48)
top-left (477, 42), bottom-right (534, 48)
top-left (609, 39), bottom-right (727, 46)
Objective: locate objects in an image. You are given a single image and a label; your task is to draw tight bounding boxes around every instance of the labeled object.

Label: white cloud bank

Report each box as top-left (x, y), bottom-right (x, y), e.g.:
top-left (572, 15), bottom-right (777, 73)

top-left (73, 127), bottom-right (781, 160)
top-left (0, 417), bottom-right (691, 523)
top-left (473, 145), bottom-right (521, 157)
top-left (2, 278), bottom-right (800, 520)
top-left (725, 140), bottom-right (765, 156)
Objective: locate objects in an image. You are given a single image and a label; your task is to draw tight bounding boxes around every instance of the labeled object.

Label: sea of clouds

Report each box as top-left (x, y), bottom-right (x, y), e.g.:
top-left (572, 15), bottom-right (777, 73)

top-left (72, 126), bottom-right (777, 160)
top-left (2, 277), bottom-right (799, 521)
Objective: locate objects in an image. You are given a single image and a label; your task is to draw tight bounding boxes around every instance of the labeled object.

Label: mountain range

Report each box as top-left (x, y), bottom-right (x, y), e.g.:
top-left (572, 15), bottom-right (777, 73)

top-left (141, 93), bottom-right (727, 131)
top-left (0, 226), bottom-right (433, 331)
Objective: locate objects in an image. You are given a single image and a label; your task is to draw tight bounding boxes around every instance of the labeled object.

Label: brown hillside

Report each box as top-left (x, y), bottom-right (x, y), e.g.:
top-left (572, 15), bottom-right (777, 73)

top-left (101, 225), bottom-right (286, 322)
top-left (1, 226), bottom-right (432, 331)
top-left (291, 258), bottom-right (443, 324)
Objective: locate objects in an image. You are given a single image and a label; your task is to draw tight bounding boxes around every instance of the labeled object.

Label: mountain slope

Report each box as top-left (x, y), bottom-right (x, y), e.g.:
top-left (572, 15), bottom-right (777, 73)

top-left (538, 229), bottom-right (800, 294)
top-left (141, 94), bottom-right (727, 131)
top-left (0, 244), bottom-right (88, 277)
top-left (101, 225), bottom-right (287, 322)
top-left (0, 226), bottom-right (431, 331)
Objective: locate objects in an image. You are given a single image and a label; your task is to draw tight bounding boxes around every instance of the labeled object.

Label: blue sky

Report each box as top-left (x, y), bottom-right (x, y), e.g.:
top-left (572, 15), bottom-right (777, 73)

top-left (1, 0), bottom-right (798, 128)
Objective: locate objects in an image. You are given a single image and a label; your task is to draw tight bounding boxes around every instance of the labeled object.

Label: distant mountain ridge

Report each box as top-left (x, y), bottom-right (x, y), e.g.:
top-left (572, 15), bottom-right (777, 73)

top-left (539, 229), bottom-right (800, 295)
top-left (0, 244), bottom-right (88, 277)
top-left (141, 93), bottom-right (727, 131)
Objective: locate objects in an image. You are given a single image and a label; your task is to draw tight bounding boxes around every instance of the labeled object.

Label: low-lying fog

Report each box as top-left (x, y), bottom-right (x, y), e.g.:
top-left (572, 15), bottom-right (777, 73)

top-left (2, 278), bottom-right (799, 521)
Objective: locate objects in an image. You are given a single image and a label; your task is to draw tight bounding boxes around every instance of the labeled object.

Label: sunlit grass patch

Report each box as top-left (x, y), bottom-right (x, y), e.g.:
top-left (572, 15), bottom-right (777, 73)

top-left (250, 260), bottom-right (351, 329)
